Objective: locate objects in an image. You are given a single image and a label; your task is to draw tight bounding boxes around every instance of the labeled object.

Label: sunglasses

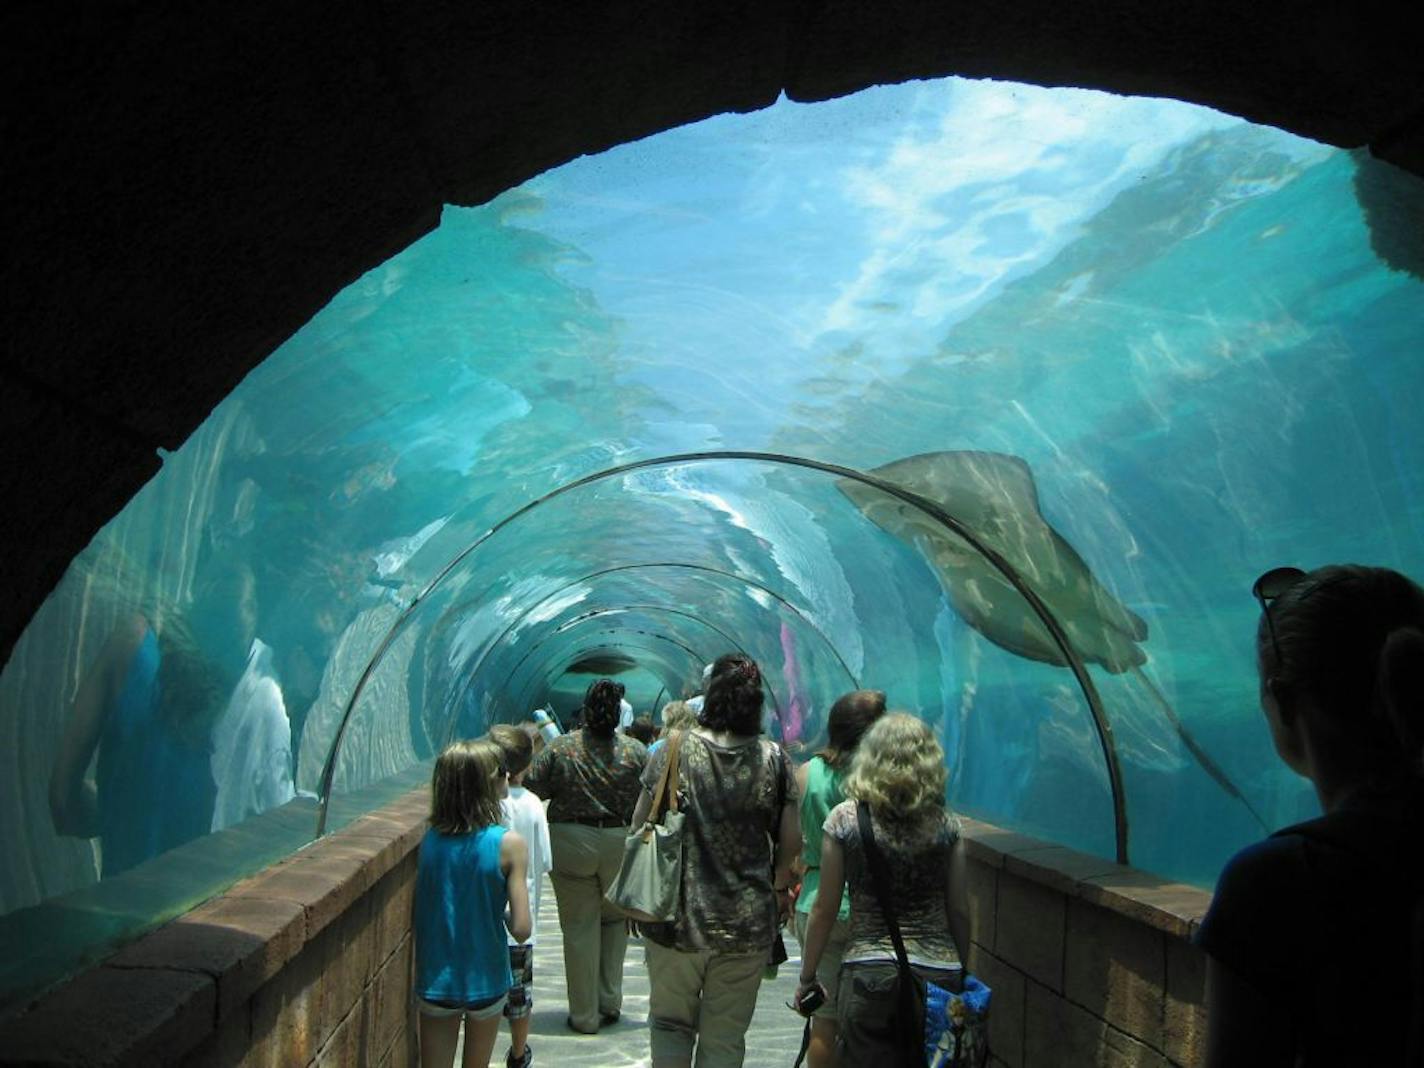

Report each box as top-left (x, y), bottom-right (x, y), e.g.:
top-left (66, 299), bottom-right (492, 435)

top-left (1252, 566), bottom-right (1307, 667)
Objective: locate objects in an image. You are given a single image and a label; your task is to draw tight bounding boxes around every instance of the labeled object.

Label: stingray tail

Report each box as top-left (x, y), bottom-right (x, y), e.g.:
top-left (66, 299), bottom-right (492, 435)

top-left (1129, 664), bottom-right (1271, 834)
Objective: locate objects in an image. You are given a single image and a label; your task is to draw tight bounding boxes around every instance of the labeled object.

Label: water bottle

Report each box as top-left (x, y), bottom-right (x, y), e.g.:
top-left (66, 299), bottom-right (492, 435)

top-left (532, 707), bottom-right (561, 743)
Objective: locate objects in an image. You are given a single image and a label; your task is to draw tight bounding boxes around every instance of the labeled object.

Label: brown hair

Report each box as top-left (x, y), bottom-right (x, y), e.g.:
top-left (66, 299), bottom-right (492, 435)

top-left (626, 715), bottom-right (657, 746)
top-left (429, 739), bottom-right (504, 834)
top-left (582, 679), bottom-right (625, 738)
top-left (700, 653), bottom-right (764, 735)
top-left (516, 720), bottom-right (546, 755)
top-left (490, 723), bottom-right (535, 778)
top-left (816, 689), bottom-right (887, 770)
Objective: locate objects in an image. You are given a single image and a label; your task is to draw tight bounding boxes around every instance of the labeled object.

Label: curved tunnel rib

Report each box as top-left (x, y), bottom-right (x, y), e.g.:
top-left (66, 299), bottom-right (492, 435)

top-left (506, 622), bottom-right (788, 740)
top-left (316, 450), bottom-right (1128, 862)
top-left (483, 603), bottom-right (823, 744)
top-left (439, 565), bottom-right (863, 749)
top-left (505, 630), bottom-right (707, 723)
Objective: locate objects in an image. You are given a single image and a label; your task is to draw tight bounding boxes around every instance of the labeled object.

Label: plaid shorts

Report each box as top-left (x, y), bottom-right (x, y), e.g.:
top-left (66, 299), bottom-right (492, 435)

top-left (503, 944), bottom-right (534, 1019)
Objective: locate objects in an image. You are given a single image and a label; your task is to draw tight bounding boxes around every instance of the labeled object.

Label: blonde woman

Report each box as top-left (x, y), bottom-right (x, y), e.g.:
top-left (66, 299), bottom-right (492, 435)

top-left (648, 699), bottom-right (698, 755)
top-left (795, 713), bottom-right (970, 1064)
top-left (414, 739), bottom-right (532, 1068)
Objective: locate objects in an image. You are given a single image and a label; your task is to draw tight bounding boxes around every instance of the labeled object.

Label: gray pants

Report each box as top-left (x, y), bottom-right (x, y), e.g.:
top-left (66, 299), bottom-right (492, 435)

top-left (548, 822), bottom-right (629, 1032)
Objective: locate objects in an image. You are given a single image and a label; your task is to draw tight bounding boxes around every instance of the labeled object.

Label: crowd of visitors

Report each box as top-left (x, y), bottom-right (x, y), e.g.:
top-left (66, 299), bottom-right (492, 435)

top-left (411, 561), bottom-right (1424, 1068)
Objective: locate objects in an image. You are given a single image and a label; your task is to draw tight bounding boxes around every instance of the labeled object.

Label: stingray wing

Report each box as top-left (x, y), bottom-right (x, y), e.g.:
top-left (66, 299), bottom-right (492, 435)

top-left (842, 451), bottom-right (1147, 672)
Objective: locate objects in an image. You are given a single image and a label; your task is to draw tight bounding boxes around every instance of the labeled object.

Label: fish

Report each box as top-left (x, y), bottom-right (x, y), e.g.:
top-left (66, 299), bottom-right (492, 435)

top-left (565, 652), bottom-right (640, 675)
top-left (838, 451), bottom-right (1147, 674)
top-left (839, 450), bottom-right (1267, 832)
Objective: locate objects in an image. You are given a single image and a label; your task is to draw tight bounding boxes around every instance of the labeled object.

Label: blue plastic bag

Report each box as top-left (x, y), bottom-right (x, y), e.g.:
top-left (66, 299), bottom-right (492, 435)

top-left (925, 974), bottom-right (992, 1068)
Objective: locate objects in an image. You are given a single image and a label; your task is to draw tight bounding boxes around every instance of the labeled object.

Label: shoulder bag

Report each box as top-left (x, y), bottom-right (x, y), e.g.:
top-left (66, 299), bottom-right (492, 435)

top-left (605, 731), bottom-right (686, 923)
top-left (857, 801), bottom-right (991, 1068)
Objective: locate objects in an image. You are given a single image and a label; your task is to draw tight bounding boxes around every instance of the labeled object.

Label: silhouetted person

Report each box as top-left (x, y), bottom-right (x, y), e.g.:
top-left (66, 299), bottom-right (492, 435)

top-left (48, 563), bottom-right (259, 877)
top-left (1197, 564), bottom-right (1424, 1066)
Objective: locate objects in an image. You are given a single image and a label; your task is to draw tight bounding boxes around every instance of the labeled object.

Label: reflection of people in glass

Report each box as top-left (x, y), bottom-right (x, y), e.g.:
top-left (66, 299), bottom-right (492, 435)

top-left (48, 566), bottom-right (256, 877)
top-left (209, 635), bottom-right (297, 831)
top-left (48, 612), bottom-right (222, 877)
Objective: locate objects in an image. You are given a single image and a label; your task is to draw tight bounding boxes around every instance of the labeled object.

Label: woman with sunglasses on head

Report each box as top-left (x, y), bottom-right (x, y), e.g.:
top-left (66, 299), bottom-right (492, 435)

top-left (1197, 564), bottom-right (1424, 1067)
top-left (524, 678), bottom-right (648, 1034)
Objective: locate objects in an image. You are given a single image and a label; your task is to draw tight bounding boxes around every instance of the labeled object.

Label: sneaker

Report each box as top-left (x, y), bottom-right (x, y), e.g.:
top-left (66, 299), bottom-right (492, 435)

top-left (506, 1045), bottom-right (532, 1068)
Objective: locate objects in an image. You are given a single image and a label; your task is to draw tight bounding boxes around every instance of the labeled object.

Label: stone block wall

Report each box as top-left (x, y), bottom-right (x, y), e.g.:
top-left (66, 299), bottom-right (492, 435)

top-left (0, 791), bottom-right (1214, 1066)
top-left (957, 819), bottom-right (1212, 1068)
top-left (0, 790), bottom-right (429, 1067)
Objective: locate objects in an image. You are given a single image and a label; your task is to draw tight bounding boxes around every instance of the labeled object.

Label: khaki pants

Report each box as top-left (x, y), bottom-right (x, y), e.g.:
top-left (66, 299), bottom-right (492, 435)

top-left (644, 939), bottom-right (766, 1068)
top-left (548, 822), bottom-right (629, 1032)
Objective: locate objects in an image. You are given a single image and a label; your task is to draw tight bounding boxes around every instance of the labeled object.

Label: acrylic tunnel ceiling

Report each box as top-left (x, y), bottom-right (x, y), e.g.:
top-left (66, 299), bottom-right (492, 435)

top-left (5, 76), bottom-right (1424, 994)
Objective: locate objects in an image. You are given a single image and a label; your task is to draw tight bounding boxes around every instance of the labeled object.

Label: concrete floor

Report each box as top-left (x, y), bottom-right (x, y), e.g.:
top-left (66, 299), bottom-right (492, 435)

top-left (457, 891), bottom-right (812, 1067)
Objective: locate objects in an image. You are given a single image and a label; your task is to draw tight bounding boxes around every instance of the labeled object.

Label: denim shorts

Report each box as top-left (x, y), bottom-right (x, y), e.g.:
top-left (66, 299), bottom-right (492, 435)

top-left (835, 961), bottom-right (962, 1063)
top-left (417, 992), bottom-right (508, 1020)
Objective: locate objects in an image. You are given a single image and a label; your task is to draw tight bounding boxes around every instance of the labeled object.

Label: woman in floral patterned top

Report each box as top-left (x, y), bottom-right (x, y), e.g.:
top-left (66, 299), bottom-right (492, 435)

top-left (525, 679), bottom-right (647, 1034)
top-left (632, 653), bottom-right (800, 1068)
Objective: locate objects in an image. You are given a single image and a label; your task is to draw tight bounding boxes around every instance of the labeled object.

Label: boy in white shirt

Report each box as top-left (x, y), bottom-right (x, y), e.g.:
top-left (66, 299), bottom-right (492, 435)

top-left (491, 725), bottom-right (553, 1068)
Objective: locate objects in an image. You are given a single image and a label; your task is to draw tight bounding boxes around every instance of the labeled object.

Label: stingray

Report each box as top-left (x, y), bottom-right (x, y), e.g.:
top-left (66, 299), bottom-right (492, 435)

top-left (565, 652), bottom-right (640, 675)
top-left (839, 450), bottom-right (1266, 832)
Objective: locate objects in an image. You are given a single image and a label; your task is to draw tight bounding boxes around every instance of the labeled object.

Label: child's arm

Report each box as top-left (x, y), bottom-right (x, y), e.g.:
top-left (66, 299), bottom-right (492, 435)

top-left (501, 830), bottom-right (532, 944)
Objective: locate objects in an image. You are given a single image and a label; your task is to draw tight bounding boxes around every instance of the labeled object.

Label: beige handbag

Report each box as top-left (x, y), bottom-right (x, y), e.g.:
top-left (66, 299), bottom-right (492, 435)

top-left (605, 731), bottom-right (685, 923)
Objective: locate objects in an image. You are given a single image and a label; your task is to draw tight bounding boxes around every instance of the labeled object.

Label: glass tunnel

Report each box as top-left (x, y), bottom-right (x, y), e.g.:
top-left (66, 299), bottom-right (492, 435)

top-left (3, 75), bottom-right (1423, 1010)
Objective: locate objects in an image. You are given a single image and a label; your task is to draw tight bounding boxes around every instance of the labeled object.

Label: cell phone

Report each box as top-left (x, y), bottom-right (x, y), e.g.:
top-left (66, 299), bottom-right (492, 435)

top-left (788, 984), bottom-right (825, 1017)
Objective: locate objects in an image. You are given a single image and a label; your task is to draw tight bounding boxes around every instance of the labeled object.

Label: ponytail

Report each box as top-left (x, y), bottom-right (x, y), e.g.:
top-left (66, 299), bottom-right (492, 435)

top-left (1378, 626), bottom-right (1424, 772)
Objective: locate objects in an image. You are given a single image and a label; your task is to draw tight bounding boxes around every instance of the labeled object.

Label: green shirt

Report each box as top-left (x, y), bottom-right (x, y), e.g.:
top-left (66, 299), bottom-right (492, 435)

top-left (796, 756), bottom-right (851, 920)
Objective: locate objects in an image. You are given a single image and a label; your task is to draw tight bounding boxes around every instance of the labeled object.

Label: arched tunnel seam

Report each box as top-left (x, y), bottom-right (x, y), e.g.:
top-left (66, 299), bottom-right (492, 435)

top-left (438, 564), bottom-right (863, 749)
top-left (316, 450), bottom-right (1127, 863)
top-left (480, 603), bottom-right (819, 744)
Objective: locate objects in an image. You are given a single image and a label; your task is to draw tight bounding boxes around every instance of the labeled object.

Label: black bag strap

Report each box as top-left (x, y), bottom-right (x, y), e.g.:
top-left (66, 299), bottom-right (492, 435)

top-left (858, 800), bottom-right (913, 973)
top-left (792, 1019), bottom-right (812, 1068)
top-left (858, 801), bottom-right (925, 1068)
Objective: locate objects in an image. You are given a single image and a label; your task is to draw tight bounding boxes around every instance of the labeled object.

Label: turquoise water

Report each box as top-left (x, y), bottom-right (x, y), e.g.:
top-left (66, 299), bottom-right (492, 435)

top-left (2, 76), bottom-right (1422, 1008)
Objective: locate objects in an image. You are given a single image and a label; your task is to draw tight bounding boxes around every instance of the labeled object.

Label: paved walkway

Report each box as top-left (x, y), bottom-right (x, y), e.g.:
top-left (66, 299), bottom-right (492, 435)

top-left (460, 891), bottom-right (811, 1067)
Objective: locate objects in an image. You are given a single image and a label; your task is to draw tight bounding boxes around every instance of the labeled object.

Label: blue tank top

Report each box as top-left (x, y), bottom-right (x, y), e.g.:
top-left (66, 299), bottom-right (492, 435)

top-left (95, 628), bottom-right (215, 877)
top-left (414, 824), bottom-right (512, 1004)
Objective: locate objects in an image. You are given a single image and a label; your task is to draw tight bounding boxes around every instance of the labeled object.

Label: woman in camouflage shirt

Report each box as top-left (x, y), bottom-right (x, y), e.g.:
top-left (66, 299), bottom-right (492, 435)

top-left (633, 654), bottom-right (800, 1068)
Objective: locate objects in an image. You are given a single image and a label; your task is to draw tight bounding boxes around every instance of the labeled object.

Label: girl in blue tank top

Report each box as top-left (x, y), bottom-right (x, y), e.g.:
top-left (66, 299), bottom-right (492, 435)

top-left (415, 738), bottom-right (531, 1068)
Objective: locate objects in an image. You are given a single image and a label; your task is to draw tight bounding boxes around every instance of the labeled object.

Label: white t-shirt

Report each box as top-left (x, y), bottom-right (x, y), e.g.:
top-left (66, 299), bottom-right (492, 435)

top-left (501, 784), bottom-right (552, 945)
top-left (210, 638), bottom-right (297, 832)
top-left (619, 697), bottom-right (634, 729)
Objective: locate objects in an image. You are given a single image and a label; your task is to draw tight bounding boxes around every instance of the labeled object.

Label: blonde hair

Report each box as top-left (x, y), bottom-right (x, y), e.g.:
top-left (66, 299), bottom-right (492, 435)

top-left (843, 713), bottom-right (948, 821)
top-left (429, 739), bottom-right (504, 834)
top-left (660, 700), bottom-right (697, 735)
